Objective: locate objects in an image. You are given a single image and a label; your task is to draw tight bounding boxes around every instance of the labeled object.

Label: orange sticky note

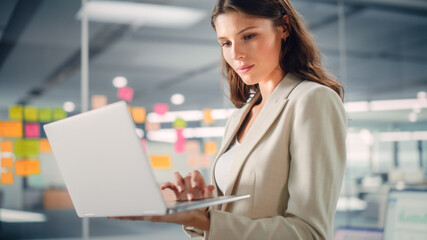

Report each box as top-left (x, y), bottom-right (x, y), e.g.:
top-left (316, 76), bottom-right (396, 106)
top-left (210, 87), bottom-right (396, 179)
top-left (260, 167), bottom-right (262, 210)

top-left (1, 158), bottom-right (13, 168)
top-left (16, 159), bottom-right (40, 176)
top-left (132, 107), bottom-right (146, 123)
top-left (9, 105), bottom-right (23, 121)
top-left (145, 121), bottom-right (160, 131)
top-left (1, 141), bottom-right (13, 152)
top-left (186, 141), bottom-right (200, 154)
top-left (39, 139), bottom-right (52, 153)
top-left (204, 141), bottom-right (218, 155)
top-left (91, 95), bottom-right (107, 109)
top-left (150, 155), bottom-right (172, 169)
top-left (25, 122), bottom-right (40, 138)
top-left (203, 109), bottom-right (215, 124)
top-left (1, 172), bottom-right (14, 185)
top-left (24, 106), bottom-right (38, 122)
top-left (0, 121), bottom-right (23, 138)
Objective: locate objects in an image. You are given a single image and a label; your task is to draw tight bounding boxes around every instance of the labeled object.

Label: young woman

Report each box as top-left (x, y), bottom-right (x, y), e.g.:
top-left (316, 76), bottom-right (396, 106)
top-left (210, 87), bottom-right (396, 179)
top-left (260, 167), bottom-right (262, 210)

top-left (113, 0), bottom-right (347, 239)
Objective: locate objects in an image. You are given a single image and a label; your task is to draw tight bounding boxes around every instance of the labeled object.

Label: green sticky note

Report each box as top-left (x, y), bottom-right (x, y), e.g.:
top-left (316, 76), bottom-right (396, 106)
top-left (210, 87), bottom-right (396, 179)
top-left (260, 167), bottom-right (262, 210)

top-left (53, 108), bottom-right (67, 120)
top-left (39, 108), bottom-right (52, 122)
top-left (9, 105), bottom-right (23, 120)
top-left (173, 117), bottom-right (187, 129)
top-left (14, 139), bottom-right (40, 156)
top-left (24, 106), bottom-right (38, 122)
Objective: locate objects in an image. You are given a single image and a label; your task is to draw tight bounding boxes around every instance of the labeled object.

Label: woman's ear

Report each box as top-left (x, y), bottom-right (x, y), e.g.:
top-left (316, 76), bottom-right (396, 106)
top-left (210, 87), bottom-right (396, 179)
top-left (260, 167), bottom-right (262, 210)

top-left (281, 14), bottom-right (290, 39)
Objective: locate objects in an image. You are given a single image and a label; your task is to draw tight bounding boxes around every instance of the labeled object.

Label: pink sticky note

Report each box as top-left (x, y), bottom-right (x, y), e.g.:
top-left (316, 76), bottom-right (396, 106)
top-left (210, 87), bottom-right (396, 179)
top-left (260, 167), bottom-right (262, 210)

top-left (154, 104), bottom-right (168, 115)
top-left (25, 123), bottom-right (40, 138)
top-left (117, 87), bottom-right (134, 102)
top-left (174, 129), bottom-right (185, 153)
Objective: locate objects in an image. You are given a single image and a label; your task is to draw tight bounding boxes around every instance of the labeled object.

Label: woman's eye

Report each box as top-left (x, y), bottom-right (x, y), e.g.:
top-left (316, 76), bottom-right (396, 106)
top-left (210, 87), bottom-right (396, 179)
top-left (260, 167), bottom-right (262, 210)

top-left (243, 34), bottom-right (256, 40)
top-left (221, 41), bottom-right (231, 47)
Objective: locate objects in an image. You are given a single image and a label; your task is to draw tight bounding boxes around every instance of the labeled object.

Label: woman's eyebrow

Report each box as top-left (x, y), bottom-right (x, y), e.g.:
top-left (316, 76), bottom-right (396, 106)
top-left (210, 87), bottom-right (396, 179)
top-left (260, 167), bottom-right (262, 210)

top-left (217, 26), bottom-right (258, 41)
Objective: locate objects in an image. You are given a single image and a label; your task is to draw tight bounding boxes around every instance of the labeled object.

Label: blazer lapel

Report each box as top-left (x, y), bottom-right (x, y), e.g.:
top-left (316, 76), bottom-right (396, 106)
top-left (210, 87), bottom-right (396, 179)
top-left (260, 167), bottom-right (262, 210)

top-left (222, 73), bottom-right (302, 210)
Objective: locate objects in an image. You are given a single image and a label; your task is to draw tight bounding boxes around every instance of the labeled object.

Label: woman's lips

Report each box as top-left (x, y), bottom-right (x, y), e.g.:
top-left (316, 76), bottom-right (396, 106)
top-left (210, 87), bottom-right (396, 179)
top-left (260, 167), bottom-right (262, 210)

top-left (237, 64), bottom-right (254, 74)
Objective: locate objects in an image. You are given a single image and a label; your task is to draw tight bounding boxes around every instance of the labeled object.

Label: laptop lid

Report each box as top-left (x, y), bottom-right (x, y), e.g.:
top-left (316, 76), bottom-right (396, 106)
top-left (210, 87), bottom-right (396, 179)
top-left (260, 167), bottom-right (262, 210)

top-left (382, 188), bottom-right (427, 240)
top-left (44, 101), bottom-right (167, 217)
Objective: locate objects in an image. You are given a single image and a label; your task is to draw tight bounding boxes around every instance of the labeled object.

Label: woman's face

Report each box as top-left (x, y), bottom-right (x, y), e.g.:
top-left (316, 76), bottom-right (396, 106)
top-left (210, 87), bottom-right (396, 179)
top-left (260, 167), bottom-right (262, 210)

top-left (214, 11), bottom-right (287, 86)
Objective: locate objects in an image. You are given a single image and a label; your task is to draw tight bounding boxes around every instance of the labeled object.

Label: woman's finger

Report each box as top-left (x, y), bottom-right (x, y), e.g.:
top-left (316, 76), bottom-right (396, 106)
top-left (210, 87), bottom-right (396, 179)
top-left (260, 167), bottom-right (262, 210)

top-left (173, 172), bottom-right (185, 193)
top-left (160, 182), bottom-right (180, 197)
top-left (190, 170), bottom-right (205, 189)
top-left (184, 173), bottom-right (193, 200)
top-left (204, 185), bottom-right (215, 198)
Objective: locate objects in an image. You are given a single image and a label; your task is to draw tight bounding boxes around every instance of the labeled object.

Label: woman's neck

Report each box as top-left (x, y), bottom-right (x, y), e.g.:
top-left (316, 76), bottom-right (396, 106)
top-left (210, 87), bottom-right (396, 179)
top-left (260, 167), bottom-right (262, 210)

top-left (257, 67), bottom-right (286, 107)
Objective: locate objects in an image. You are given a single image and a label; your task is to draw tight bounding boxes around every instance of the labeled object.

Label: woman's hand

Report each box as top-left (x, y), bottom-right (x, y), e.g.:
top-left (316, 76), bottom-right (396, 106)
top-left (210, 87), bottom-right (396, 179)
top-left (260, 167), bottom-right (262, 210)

top-left (161, 170), bottom-right (215, 201)
top-left (108, 170), bottom-right (215, 231)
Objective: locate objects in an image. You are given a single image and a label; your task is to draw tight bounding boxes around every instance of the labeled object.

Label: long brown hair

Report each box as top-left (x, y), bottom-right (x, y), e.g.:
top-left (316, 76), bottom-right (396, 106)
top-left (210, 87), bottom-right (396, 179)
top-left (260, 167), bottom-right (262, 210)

top-left (211, 0), bottom-right (344, 108)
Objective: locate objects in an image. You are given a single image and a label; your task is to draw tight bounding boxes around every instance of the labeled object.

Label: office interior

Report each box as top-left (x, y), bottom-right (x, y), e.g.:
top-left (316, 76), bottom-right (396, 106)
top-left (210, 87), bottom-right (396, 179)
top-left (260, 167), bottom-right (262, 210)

top-left (0, 0), bottom-right (426, 239)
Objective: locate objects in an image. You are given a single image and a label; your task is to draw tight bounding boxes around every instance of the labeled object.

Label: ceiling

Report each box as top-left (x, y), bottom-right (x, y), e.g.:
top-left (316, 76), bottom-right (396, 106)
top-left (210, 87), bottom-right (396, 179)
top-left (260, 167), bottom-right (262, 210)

top-left (0, 0), bottom-right (426, 126)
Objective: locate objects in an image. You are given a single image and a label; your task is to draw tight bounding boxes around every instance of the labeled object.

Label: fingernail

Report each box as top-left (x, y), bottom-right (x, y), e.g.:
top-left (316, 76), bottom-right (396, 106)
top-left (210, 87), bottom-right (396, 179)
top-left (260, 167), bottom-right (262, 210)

top-left (187, 193), bottom-right (193, 200)
top-left (178, 186), bottom-right (183, 192)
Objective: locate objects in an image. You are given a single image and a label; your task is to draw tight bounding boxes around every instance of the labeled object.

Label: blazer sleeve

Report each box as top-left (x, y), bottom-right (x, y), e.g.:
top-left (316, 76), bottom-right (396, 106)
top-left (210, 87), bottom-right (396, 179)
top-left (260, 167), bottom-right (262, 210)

top-left (207, 86), bottom-right (347, 240)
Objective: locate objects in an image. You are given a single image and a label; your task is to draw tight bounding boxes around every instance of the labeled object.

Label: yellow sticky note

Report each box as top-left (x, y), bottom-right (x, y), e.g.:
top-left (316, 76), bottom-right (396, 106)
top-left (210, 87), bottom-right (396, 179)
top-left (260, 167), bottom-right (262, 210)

top-left (203, 109), bottom-right (215, 124)
top-left (1, 141), bottom-right (13, 152)
top-left (39, 108), bottom-right (52, 122)
top-left (39, 139), bottom-right (52, 153)
top-left (150, 155), bottom-right (172, 169)
top-left (24, 106), bottom-right (38, 122)
top-left (53, 108), bottom-right (67, 120)
top-left (132, 107), bottom-right (146, 123)
top-left (1, 172), bottom-right (14, 185)
top-left (16, 159), bottom-right (40, 176)
top-left (1, 158), bottom-right (13, 168)
top-left (14, 140), bottom-right (39, 156)
top-left (0, 121), bottom-right (23, 138)
top-left (204, 141), bottom-right (218, 155)
top-left (9, 105), bottom-right (23, 121)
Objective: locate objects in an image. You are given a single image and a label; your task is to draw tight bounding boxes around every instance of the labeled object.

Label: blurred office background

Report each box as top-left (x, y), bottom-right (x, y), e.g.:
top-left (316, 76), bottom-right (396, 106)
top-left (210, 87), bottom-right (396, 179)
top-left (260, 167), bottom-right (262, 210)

top-left (0, 0), bottom-right (426, 239)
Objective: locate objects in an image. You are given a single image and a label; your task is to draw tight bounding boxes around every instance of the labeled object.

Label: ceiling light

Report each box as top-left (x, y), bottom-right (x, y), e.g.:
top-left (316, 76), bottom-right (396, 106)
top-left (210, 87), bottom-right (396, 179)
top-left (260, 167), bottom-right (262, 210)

top-left (77, 1), bottom-right (205, 28)
top-left (112, 76), bottom-right (127, 88)
top-left (409, 112), bottom-right (417, 122)
top-left (63, 101), bottom-right (75, 112)
top-left (0, 209), bottom-right (46, 223)
top-left (344, 101), bottom-right (369, 112)
top-left (171, 94), bottom-right (185, 105)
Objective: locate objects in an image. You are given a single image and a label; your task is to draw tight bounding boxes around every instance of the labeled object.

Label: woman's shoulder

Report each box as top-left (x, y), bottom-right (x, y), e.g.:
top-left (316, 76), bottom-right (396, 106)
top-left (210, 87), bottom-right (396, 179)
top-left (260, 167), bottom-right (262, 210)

top-left (289, 80), bottom-right (342, 105)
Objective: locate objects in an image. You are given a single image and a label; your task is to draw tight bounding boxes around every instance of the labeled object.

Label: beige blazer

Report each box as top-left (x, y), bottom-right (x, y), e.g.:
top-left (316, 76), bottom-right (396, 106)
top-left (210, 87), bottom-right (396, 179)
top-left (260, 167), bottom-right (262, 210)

top-left (185, 73), bottom-right (347, 240)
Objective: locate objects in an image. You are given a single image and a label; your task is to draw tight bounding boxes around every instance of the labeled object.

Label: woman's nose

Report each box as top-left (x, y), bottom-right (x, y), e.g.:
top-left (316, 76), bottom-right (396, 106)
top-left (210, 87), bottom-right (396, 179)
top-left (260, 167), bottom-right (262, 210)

top-left (231, 43), bottom-right (245, 60)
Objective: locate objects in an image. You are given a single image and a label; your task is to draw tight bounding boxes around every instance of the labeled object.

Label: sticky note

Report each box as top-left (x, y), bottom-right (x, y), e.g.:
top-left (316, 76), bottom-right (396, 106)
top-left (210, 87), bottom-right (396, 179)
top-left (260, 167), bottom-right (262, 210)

top-left (186, 141), bottom-right (200, 154)
top-left (203, 109), bottom-right (215, 124)
top-left (150, 155), bottom-right (172, 169)
top-left (117, 86), bottom-right (134, 102)
top-left (1, 158), bottom-right (13, 168)
top-left (53, 108), bottom-right (67, 120)
top-left (1, 141), bottom-right (13, 152)
top-left (1, 172), bottom-right (14, 185)
top-left (201, 154), bottom-right (212, 168)
top-left (9, 105), bottom-right (23, 120)
top-left (154, 104), bottom-right (168, 115)
top-left (187, 154), bottom-right (200, 168)
top-left (91, 95), bottom-right (107, 109)
top-left (14, 140), bottom-right (39, 156)
top-left (39, 139), bottom-right (52, 153)
top-left (145, 121), bottom-right (160, 131)
top-left (39, 108), bottom-right (52, 122)
top-left (132, 107), bottom-right (146, 123)
top-left (0, 121), bottom-right (23, 138)
top-left (24, 106), bottom-right (38, 122)
top-left (175, 138), bottom-right (186, 154)
top-left (16, 159), bottom-right (40, 176)
top-left (173, 117), bottom-right (187, 129)
top-left (25, 122), bottom-right (40, 138)
top-left (204, 141), bottom-right (218, 155)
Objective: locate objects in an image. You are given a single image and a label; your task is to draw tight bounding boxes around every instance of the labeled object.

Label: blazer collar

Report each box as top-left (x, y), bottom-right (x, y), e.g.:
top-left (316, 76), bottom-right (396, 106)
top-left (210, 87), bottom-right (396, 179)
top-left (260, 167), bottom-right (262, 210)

top-left (212, 73), bottom-right (302, 209)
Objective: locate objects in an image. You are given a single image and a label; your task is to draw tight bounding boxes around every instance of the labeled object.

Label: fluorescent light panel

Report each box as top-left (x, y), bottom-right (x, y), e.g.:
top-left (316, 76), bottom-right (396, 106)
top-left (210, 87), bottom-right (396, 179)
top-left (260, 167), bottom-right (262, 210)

top-left (78, 1), bottom-right (205, 28)
top-left (0, 208), bottom-right (46, 223)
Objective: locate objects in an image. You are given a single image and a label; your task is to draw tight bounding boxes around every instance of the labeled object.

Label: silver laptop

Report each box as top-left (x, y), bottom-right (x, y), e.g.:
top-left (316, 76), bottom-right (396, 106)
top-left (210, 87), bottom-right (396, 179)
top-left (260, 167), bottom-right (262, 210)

top-left (44, 101), bottom-right (249, 217)
top-left (382, 188), bottom-right (427, 240)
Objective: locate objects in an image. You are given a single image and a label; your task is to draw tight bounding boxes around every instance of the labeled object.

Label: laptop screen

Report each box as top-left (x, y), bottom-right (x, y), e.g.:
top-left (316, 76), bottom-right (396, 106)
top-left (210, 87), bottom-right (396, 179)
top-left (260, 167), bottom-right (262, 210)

top-left (383, 189), bottom-right (427, 240)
